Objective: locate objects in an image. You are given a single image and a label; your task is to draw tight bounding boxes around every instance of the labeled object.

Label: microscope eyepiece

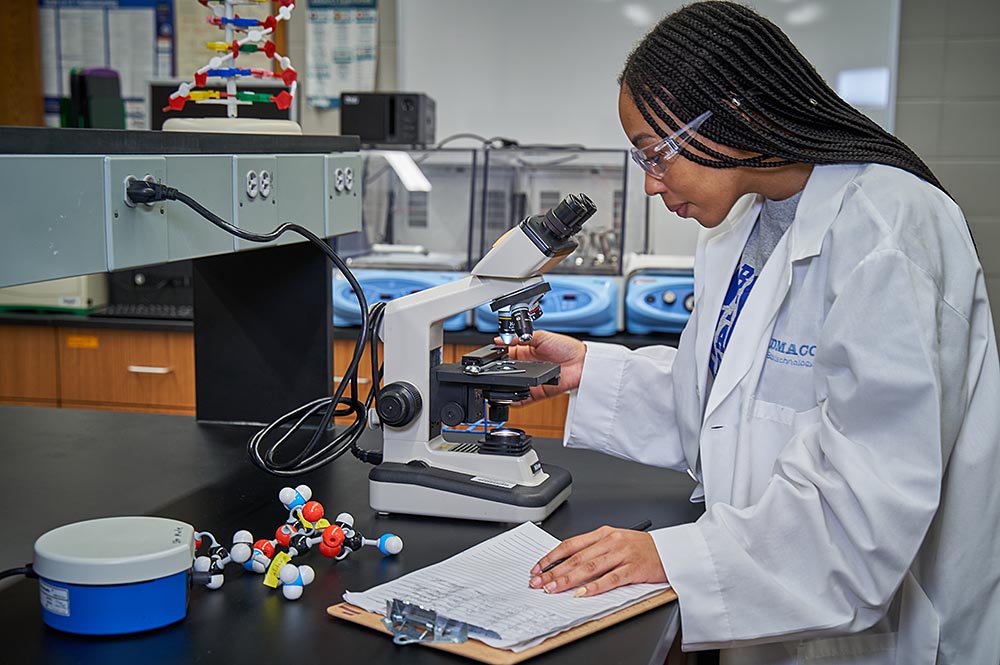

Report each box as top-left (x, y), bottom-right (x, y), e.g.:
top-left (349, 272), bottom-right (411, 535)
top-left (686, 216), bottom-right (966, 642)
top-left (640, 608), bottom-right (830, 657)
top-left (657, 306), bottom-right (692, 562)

top-left (510, 192), bottom-right (597, 261)
top-left (542, 193), bottom-right (597, 239)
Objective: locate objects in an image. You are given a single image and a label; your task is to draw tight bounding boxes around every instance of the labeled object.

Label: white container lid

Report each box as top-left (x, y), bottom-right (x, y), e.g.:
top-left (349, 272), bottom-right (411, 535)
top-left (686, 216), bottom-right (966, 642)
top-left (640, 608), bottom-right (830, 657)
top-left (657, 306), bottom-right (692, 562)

top-left (34, 517), bottom-right (194, 585)
top-left (162, 117), bottom-right (303, 135)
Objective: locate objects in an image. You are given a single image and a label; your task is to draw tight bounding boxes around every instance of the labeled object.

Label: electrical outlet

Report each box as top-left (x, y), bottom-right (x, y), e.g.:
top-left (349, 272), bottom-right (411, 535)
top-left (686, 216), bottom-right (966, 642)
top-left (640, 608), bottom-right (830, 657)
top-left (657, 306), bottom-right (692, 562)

top-left (105, 157), bottom-right (169, 270)
top-left (259, 170), bottom-right (272, 198)
top-left (235, 156), bottom-right (278, 250)
top-left (326, 155), bottom-right (362, 237)
top-left (246, 170), bottom-right (259, 198)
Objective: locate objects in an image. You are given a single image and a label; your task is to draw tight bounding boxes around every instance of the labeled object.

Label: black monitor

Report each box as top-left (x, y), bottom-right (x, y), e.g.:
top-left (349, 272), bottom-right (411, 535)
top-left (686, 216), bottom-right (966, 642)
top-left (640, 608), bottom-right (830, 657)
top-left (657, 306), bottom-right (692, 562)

top-left (108, 261), bottom-right (193, 306)
top-left (147, 79), bottom-right (292, 130)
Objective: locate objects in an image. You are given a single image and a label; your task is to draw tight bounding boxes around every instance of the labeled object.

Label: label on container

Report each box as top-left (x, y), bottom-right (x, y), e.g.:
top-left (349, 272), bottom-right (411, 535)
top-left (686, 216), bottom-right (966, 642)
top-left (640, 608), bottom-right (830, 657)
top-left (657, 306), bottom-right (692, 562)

top-left (40, 580), bottom-right (70, 617)
top-left (66, 335), bottom-right (99, 349)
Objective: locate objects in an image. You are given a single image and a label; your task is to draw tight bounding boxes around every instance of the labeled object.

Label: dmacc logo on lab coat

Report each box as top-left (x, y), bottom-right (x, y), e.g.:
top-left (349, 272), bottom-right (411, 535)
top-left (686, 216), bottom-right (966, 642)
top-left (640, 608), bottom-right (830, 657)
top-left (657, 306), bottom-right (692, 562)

top-left (766, 337), bottom-right (816, 368)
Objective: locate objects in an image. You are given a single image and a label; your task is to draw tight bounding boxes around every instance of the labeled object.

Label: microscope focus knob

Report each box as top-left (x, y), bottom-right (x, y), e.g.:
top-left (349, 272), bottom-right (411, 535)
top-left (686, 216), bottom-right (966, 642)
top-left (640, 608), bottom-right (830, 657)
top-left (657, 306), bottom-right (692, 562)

top-left (377, 382), bottom-right (422, 427)
top-left (441, 401), bottom-right (466, 427)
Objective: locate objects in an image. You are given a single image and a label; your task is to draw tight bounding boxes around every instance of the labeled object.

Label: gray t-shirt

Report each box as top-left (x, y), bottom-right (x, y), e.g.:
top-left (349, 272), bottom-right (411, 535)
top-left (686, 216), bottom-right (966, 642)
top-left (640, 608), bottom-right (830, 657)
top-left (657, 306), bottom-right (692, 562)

top-left (707, 191), bottom-right (802, 388)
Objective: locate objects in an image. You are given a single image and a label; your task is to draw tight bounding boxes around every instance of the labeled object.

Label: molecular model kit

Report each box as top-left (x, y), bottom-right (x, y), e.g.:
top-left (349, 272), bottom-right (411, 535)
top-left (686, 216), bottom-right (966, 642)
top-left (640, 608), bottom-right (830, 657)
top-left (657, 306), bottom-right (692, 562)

top-left (193, 484), bottom-right (403, 600)
top-left (164, 0), bottom-right (298, 117)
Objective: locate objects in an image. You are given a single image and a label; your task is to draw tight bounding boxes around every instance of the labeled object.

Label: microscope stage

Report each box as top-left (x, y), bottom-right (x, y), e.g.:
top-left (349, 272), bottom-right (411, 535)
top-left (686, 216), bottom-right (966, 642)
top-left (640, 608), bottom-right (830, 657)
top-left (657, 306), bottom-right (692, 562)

top-left (434, 360), bottom-right (560, 387)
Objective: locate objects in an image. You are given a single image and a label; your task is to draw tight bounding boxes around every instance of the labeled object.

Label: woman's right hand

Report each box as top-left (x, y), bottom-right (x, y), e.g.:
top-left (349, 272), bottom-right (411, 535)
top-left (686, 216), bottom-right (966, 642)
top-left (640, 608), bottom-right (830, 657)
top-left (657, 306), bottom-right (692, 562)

top-left (496, 330), bottom-right (587, 403)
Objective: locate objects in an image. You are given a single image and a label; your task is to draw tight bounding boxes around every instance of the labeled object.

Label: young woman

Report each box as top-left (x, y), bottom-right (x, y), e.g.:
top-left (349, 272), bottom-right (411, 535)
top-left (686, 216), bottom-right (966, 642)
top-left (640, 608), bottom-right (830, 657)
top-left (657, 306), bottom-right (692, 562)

top-left (510, 2), bottom-right (1000, 663)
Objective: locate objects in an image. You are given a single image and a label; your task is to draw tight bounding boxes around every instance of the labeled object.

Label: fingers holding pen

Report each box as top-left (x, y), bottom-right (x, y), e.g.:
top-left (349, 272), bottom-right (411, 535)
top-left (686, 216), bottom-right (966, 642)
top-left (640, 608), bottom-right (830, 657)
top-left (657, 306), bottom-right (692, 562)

top-left (528, 526), bottom-right (620, 591)
top-left (572, 552), bottom-right (660, 598)
top-left (530, 526), bottom-right (609, 574)
top-left (532, 553), bottom-right (622, 596)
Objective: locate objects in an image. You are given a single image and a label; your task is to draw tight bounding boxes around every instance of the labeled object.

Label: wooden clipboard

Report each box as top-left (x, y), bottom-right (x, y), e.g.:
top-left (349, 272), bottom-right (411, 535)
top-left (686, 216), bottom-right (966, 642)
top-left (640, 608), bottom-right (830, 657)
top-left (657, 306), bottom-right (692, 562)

top-left (327, 588), bottom-right (677, 665)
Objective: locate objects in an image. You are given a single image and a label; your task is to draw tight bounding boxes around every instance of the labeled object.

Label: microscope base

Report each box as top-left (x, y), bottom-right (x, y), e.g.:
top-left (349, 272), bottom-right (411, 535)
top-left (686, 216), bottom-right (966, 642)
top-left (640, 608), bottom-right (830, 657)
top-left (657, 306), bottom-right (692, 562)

top-left (369, 462), bottom-right (572, 523)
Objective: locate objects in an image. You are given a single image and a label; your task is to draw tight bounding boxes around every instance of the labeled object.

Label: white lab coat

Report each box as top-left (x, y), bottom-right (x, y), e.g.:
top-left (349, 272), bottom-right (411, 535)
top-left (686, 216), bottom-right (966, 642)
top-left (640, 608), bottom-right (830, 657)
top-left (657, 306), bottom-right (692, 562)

top-left (564, 164), bottom-right (1000, 664)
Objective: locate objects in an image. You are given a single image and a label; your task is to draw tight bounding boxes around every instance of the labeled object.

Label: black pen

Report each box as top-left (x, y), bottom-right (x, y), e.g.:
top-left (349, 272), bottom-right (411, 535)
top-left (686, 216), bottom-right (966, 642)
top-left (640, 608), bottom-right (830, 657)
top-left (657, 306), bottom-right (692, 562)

top-left (539, 519), bottom-right (653, 574)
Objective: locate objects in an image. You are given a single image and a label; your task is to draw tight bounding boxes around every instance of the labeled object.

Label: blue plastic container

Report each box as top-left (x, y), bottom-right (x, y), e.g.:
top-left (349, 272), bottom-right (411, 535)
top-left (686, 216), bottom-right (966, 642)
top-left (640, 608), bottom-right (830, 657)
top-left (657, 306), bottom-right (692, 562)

top-left (33, 516), bottom-right (194, 635)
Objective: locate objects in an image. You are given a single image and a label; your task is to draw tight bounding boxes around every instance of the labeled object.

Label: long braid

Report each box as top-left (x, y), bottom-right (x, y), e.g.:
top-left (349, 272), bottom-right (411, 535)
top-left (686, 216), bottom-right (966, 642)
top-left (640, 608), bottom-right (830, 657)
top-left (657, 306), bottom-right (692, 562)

top-left (621, 1), bottom-right (946, 193)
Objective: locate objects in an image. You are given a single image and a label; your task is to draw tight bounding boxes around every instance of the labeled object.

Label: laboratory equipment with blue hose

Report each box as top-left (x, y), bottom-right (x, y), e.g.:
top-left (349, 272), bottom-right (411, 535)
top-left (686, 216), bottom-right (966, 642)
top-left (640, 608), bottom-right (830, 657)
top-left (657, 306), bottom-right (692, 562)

top-left (334, 268), bottom-right (470, 331)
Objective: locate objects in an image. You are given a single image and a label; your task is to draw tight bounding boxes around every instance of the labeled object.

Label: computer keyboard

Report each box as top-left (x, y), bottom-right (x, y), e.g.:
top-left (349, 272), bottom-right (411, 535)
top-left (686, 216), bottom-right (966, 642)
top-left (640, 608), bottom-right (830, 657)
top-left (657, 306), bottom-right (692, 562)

top-left (90, 303), bottom-right (194, 320)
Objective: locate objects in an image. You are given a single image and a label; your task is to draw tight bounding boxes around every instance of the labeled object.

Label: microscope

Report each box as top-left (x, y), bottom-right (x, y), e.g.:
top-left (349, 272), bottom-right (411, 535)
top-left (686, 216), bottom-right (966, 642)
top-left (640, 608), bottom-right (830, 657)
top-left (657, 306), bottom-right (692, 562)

top-left (369, 194), bottom-right (597, 522)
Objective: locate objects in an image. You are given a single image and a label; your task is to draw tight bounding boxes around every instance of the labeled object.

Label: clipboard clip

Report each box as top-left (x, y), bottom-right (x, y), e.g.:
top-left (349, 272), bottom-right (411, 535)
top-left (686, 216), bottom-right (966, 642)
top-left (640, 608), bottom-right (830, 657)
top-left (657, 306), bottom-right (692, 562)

top-left (383, 598), bottom-right (470, 645)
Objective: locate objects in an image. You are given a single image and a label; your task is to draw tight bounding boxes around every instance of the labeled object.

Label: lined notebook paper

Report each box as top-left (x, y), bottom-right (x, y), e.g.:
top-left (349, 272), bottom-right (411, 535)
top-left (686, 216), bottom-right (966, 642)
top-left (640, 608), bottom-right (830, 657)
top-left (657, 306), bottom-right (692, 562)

top-left (343, 522), bottom-right (670, 652)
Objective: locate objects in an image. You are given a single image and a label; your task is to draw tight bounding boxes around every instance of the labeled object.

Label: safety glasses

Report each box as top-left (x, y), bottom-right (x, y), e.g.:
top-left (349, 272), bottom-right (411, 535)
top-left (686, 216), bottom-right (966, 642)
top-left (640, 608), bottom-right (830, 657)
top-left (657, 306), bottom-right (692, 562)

top-left (629, 110), bottom-right (712, 178)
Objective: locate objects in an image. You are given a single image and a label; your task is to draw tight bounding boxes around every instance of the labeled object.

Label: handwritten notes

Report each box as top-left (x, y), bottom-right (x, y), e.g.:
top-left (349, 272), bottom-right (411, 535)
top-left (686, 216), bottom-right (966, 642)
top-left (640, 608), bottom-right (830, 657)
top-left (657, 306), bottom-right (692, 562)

top-left (344, 522), bottom-right (670, 651)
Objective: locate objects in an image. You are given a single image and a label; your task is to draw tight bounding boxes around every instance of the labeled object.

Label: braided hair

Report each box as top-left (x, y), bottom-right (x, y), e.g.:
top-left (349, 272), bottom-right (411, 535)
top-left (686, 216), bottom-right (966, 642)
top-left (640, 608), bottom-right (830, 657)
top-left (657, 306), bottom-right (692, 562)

top-left (621, 1), bottom-right (946, 193)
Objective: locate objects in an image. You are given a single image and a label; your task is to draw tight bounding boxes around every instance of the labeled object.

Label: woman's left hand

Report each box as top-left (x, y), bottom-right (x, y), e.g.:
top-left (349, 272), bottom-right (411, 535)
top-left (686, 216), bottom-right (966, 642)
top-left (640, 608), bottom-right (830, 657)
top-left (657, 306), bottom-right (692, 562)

top-left (528, 526), bottom-right (668, 597)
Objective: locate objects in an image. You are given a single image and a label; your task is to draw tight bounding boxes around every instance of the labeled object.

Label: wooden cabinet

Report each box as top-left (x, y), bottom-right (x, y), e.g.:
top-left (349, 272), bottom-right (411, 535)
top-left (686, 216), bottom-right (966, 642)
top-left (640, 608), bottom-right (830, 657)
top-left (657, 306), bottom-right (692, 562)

top-left (1, 326), bottom-right (567, 428)
top-left (0, 325), bottom-right (195, 415)
top-left (0, 325), bottom-right (59, 406)
top-left (333, 337), bottom-right (378, 385)
top-left (58, 328), bottom-right (195, 415)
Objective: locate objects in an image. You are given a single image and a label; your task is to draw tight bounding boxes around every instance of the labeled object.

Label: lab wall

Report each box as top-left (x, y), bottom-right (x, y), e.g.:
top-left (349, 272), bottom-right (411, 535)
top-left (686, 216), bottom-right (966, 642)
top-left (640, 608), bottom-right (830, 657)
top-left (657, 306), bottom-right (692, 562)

top-left (894, 0), bottom-right (1000, 336)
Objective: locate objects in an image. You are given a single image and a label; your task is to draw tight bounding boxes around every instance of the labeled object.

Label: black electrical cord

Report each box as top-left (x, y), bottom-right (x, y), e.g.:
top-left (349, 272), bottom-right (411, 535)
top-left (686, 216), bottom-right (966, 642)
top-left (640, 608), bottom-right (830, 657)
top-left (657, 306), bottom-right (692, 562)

top-left (434, 133), bottom-right (587, 151)
top-left (349, 300), bottom-right (386, 465)
top-left (0, 565), bottom-right (36, 581)
top-left (435, 133), bottom-right (519, 149)
top-left (126, 179), bottom-right (384, 475)
top-left (513, 155), bottom-right (582, 168)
